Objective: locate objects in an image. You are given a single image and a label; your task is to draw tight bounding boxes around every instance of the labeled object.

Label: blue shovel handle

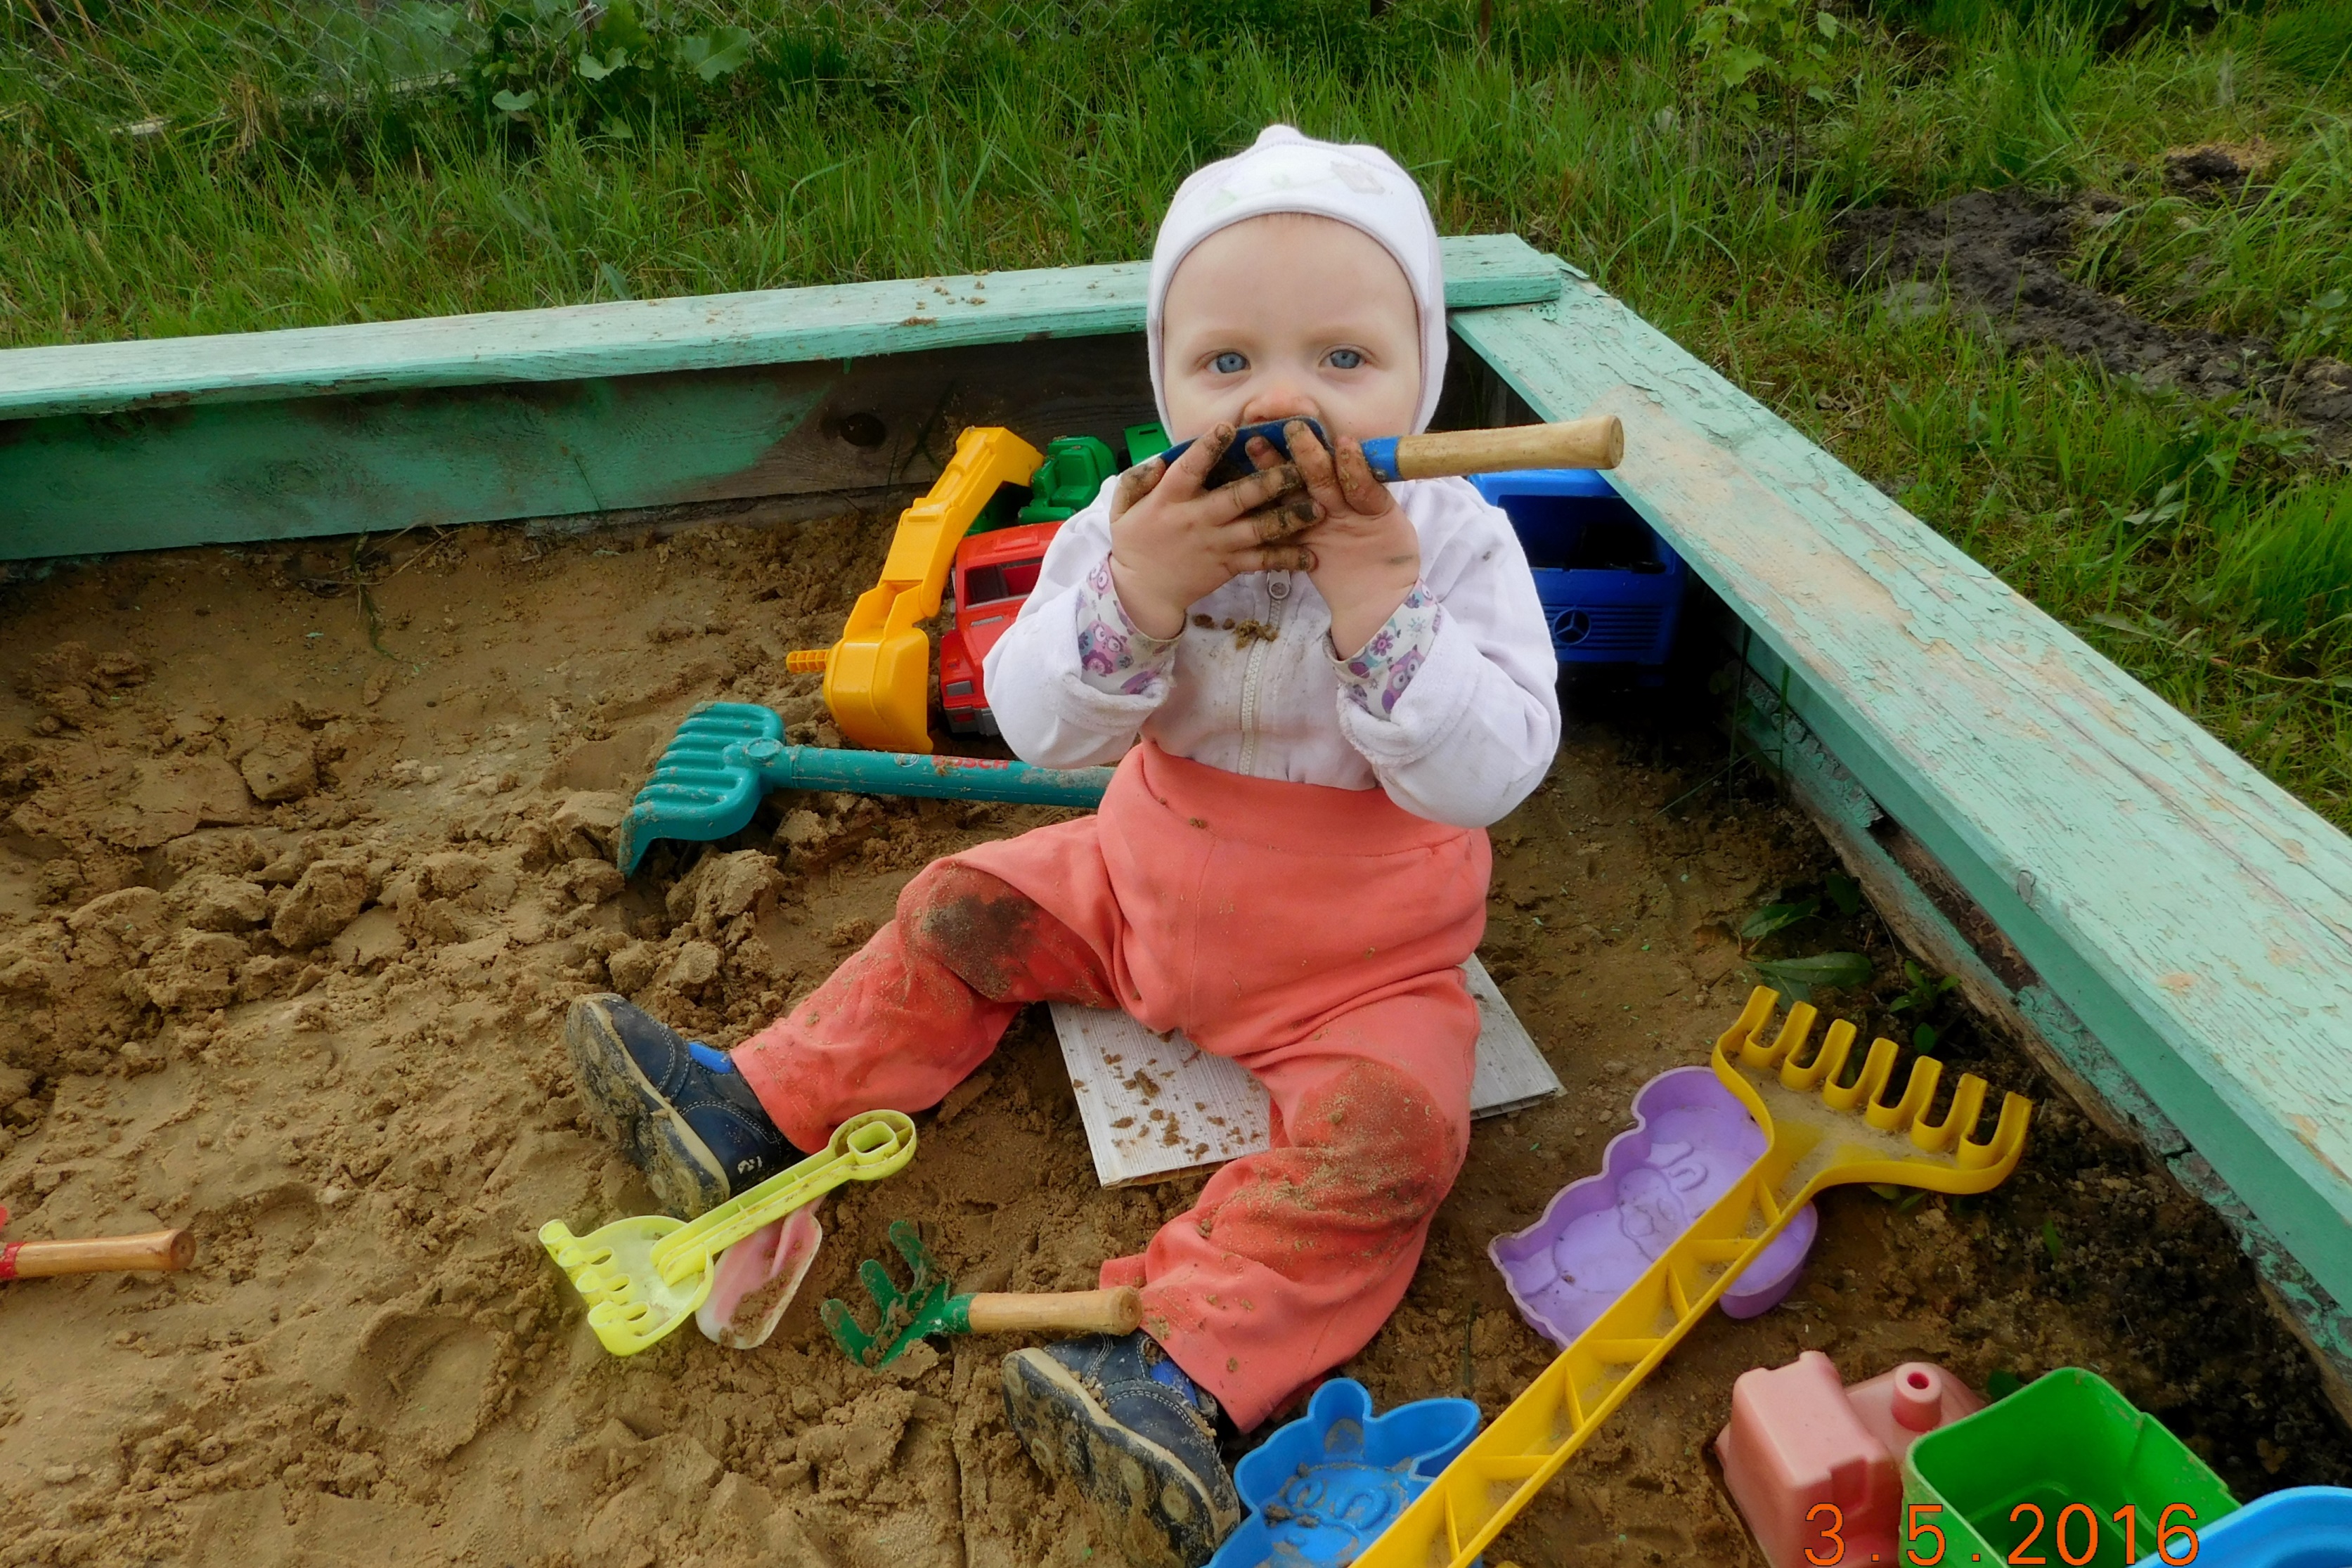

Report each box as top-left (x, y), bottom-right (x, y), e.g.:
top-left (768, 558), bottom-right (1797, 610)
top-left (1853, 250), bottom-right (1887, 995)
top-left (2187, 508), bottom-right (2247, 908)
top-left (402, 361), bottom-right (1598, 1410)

top-left (1156, 418), bottom-right (1403, 488)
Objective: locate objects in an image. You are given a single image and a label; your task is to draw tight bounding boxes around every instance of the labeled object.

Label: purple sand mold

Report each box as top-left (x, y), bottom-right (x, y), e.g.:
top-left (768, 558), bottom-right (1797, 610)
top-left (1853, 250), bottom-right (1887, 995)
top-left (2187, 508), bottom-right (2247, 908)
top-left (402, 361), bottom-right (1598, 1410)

top-left (1490, 1065), bottom-right (1818, 1347)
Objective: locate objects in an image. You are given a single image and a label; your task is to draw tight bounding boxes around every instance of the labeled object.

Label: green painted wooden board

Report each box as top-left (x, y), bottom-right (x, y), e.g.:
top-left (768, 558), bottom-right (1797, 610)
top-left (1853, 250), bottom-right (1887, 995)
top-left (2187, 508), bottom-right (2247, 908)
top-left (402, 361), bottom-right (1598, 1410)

top-left (0, 235), bottom-right (1555, 560)
top-left (0, 335), bottom-right (1158, 559)
top-left (0, 233), bottom-right (1556, 420)
top-left (1452, 268), bottom-right (2352, 1310)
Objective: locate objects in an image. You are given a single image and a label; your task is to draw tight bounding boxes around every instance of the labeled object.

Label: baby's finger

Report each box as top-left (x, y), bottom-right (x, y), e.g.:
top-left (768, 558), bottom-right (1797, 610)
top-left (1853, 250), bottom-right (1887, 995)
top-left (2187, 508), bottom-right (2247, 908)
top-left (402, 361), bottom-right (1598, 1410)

top-left (1284, 418), bottom-right (1350, 513)
top-left (1243, 434), bottom-right (1286, 472)
top-left (1230, 543), bottom-right (1318, 575)
top-left (1332, 437), bottom-right (1397, 517)
top-left (1161, 422), bottom-right (1236, 500)
top-left (1242, 495), bottom-right (1322, 545)
top-left (1108, 456), bottom-right (1166, 522)
top-left (1206, 460), bottom-right (1304, 522)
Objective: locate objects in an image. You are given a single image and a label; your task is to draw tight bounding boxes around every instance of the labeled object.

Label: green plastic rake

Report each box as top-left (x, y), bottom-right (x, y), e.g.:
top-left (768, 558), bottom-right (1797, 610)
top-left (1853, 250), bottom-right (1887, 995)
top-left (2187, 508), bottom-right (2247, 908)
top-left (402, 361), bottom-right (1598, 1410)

top-left (822, 1219), bottom-right (1143, 1368)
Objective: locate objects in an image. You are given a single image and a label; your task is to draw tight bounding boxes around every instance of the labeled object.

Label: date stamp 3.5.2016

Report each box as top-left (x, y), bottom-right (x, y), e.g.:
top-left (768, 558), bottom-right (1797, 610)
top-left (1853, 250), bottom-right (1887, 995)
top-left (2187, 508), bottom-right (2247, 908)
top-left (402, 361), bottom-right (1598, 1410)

top-left (1799, 1501), bottom-right (2211, 1565)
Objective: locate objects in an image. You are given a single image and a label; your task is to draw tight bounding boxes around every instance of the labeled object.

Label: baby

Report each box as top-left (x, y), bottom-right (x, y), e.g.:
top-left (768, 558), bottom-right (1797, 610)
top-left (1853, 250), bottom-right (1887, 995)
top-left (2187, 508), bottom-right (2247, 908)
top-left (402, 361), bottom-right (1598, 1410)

top-left (564, 125), bottom-right (1560, 1567)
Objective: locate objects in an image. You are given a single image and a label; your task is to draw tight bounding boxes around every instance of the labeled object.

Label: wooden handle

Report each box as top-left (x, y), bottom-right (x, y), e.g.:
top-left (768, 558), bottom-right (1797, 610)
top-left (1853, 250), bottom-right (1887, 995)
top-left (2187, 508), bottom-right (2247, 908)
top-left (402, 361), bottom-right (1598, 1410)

top-left (1392, 415), bottom-right (1624, 479)
top-left (962, 1287), bottom-right (1143, 1337)
top-left (1, 1228), bottom-right (194, 1279)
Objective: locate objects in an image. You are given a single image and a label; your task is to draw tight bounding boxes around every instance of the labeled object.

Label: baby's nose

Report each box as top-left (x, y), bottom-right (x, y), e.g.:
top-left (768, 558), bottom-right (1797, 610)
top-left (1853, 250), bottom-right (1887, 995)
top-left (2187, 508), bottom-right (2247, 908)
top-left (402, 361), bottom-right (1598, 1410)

top-left (1239, 385), bottom-right (1320, 427)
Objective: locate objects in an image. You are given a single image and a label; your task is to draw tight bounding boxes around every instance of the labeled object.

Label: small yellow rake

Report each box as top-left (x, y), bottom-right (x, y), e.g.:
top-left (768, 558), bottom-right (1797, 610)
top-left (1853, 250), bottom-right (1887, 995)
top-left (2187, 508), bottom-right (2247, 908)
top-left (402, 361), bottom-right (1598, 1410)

top-left (1353, 987), bottom-right (2036, 1568)
top-left (539, 1110), bottom-right (917, 1356)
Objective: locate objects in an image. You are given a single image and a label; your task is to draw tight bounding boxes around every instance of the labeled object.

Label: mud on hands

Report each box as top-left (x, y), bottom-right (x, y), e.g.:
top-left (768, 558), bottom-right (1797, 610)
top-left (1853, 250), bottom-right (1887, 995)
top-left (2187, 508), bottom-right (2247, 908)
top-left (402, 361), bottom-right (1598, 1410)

top-left (1105, 421), bottom-right (1322, 640)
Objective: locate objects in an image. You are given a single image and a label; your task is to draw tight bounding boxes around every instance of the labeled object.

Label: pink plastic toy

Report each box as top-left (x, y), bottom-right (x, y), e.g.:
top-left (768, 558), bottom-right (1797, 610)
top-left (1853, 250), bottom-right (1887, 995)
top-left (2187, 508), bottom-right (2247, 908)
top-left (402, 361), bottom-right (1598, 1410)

top-left (1716, 1352), bottom-right (1983, 1568)
top-left (696, 1205), bottom-right (823, 1350)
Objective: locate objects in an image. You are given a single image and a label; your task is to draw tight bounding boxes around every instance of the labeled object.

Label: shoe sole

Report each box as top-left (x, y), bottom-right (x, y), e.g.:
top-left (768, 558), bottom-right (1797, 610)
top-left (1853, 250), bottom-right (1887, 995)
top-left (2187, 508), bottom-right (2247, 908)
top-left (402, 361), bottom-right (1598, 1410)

top-left (1000, 1348), bottom-right (1229, 1568)
top-left (564, 994), bottom-right (730, 1219)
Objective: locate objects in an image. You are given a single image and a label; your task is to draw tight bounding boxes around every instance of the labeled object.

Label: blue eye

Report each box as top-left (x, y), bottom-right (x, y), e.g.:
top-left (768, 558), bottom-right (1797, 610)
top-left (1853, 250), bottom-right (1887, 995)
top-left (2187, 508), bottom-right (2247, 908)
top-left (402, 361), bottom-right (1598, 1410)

top-left (1210, 351), bottom-right (1247, 374)
top-left (1327, 348), bottom-right (1364, 370)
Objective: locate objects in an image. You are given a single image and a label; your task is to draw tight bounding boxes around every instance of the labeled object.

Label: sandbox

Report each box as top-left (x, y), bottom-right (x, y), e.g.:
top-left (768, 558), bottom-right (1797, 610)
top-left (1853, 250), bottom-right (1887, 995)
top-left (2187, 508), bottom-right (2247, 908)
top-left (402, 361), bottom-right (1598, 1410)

top-left (2, 240), bottom-right (2347, 1566)
top-left (0, 516), bottom-right (2344, 1568)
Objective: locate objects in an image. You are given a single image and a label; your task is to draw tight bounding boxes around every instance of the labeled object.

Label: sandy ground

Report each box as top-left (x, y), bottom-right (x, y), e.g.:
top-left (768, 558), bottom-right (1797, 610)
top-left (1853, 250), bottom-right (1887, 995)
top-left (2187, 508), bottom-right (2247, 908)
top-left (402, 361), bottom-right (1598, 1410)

top-left (0, 517), bottom-right (2343, 1568)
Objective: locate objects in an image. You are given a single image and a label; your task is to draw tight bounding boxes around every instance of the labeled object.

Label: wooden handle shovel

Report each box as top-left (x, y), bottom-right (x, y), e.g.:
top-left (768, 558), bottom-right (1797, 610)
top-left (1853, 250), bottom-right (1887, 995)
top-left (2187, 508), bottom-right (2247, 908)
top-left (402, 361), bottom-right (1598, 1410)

top-left (824, 1221), bottom-right (1144, 1367)
top-left (1168, 414), bottom-right (1629, 490)
top-left (961, 1287), bottom-right (1142, 1337)
top-left (0, 1205), bottom-right (195, 1281)
top-left (1373, 415), bottom-right (1627, 479)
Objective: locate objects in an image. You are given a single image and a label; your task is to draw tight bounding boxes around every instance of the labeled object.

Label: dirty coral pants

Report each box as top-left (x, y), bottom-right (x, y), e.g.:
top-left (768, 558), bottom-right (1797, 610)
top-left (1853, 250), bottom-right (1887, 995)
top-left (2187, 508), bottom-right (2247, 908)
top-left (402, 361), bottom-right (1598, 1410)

top-left (731, 741), bottom-right (1488, 1428)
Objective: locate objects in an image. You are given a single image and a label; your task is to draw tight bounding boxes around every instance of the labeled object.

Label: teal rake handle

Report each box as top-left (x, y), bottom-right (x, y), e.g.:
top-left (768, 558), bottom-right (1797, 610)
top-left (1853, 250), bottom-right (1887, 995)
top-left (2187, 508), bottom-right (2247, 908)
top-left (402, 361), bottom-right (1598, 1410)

top-left (614, 702), bottom-right (1113, 873)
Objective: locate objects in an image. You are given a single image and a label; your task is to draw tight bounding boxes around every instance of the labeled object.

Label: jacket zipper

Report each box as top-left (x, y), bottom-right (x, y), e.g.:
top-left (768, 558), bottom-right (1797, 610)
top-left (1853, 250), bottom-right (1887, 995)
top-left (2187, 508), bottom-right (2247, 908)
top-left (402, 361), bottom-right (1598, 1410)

top-left (1236, 573), bottom-right (1289, 777)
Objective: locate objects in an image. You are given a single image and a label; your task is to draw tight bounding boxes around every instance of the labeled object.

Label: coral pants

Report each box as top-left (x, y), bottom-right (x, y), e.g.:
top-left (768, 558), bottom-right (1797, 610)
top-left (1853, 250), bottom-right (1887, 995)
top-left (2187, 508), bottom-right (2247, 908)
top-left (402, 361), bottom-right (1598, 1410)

top-left (732, 742), bottom-right (1488, 1427)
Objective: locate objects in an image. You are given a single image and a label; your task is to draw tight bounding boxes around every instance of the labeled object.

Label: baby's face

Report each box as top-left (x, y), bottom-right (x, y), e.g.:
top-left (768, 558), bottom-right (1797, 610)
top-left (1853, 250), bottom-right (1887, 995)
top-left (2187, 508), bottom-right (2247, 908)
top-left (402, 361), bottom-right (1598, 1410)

top-left (1160, 214), bottom-right (1421, 444)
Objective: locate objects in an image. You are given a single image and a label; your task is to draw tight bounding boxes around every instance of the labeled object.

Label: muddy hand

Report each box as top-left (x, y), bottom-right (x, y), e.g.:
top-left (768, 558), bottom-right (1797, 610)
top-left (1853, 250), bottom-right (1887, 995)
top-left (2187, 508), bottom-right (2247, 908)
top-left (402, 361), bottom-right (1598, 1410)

top-left (1107, 422), bottom-right (1320, 639)
top-left (1268, 418), bottom-right (1421, 655)
top-left (1111, 424), bottom-right (1315, 546)
top-left (1235, 432), bottom-right (1326, 550)
top-left (1265, 420), bottom-right (1401, 533)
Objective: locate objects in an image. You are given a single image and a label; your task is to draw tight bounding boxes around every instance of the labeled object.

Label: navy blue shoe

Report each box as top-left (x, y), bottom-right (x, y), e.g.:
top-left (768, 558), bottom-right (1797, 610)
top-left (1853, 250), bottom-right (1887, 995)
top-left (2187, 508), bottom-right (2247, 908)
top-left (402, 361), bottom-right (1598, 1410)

top-left (564, 993), bottom-right (801, 1219)
top-left (1002, 1331), bottom-right (1243, 1568)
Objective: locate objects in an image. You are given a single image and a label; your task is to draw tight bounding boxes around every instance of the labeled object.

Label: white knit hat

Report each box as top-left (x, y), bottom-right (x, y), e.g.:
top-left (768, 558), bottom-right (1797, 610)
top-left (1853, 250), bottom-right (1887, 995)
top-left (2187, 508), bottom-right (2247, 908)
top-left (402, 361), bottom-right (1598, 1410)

top-left (1146, 124), bottom-right (1448, 436)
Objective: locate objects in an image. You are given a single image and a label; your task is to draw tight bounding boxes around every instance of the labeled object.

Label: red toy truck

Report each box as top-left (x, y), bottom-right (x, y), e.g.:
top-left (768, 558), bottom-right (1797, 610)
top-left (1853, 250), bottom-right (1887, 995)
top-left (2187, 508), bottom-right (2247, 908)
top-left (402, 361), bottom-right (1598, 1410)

top-left (938, 519), bottom-right (1061, 737)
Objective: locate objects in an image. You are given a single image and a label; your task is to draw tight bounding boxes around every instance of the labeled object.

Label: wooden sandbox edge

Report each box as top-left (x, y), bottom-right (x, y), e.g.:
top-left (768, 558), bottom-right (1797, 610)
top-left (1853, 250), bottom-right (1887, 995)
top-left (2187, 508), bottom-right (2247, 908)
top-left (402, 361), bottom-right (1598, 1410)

top-left (1744, 677), bottom-right (2352, 1426)
top-left (1449, 261), bottom-right (2352, 1411)
top-left (0, 236), bottom-right (1557, 562)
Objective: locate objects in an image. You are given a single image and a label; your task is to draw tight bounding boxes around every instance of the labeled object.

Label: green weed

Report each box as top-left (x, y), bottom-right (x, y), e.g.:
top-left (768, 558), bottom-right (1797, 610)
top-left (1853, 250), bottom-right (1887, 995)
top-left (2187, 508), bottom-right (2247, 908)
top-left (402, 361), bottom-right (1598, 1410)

top-left (2075, 122), bottom-right (2352, 358)
top-left (2261, 0), bottom-right (2352, 86)
top-left (2206, 476), bottom-right (2352, 649)
top-left (1738, 884), bottom-right (1872, 1000)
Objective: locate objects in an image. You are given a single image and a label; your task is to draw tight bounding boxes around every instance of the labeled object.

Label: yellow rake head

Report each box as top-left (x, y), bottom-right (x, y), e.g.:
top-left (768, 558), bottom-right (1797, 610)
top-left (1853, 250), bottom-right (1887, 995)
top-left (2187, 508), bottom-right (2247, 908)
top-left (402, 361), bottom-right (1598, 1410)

top-left (1712, 987), bottom-right (2034, 1196)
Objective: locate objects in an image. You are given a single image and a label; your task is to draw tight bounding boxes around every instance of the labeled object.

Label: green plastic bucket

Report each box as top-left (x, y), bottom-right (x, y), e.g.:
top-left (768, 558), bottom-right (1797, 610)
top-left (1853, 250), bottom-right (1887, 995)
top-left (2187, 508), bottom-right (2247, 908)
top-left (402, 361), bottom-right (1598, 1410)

top-left (1901, 1369), bottom-right (2237, 1567)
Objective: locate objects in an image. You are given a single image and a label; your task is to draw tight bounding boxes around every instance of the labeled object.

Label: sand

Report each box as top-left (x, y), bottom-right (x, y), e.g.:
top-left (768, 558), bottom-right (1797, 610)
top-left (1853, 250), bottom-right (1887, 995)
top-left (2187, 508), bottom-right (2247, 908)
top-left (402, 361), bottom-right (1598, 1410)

top-left (0, 516), bottom-right (2342, 1568)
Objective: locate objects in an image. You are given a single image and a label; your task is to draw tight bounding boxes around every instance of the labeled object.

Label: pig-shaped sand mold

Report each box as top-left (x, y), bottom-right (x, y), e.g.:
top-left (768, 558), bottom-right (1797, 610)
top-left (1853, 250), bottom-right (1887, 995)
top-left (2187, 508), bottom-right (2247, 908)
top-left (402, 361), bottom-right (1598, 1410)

top-left (697, 1205), bottom-right (823, 1350)
top-left (1490, 1065), bottom-right (1818, 1346)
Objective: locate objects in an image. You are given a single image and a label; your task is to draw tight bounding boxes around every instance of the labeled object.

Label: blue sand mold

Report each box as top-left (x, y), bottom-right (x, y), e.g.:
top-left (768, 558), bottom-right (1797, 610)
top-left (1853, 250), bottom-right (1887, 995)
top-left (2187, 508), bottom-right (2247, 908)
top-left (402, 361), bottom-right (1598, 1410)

top-left (1208, 1378), bottom-right (1481, 1567)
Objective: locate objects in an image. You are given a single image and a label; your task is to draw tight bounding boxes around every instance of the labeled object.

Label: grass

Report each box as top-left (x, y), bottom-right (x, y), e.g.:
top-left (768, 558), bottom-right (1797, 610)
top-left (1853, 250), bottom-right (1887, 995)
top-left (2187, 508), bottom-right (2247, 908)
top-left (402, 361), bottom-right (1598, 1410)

top-left (2074, 117), bottom-right (2352, 354)
top-left (2, 0), bottom-right (2349, 822)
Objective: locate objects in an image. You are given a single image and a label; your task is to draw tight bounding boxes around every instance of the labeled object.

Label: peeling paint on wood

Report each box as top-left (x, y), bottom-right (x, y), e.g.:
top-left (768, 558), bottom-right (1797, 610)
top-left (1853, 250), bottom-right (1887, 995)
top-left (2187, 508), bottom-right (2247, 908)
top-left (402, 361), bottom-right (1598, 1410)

top-left (0, 334), bottom-right (1156, 559)
top-left (0, 234), bottom-right (1558, 421)
top-left (1740, 670), bottom-right (2350, 1385)
top-left (0, 237), bottom-right (1556, 559)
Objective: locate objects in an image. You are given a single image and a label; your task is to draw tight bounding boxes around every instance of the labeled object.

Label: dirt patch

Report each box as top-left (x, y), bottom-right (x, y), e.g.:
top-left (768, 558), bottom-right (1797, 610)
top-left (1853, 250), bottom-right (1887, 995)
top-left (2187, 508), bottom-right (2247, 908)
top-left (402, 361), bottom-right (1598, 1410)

top-left (1830, 187), bottom-right (2352, 460)
top-left (0, 521), bottom-right (2343, 1567)
top-left (2161, 140), bottom-right (2285, 201)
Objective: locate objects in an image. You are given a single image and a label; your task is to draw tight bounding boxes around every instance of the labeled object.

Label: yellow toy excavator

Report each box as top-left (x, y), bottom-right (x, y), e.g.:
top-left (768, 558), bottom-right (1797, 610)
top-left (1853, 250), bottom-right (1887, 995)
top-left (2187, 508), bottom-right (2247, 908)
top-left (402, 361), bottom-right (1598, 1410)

top-left (787, 426), bottom-right (1044, 753)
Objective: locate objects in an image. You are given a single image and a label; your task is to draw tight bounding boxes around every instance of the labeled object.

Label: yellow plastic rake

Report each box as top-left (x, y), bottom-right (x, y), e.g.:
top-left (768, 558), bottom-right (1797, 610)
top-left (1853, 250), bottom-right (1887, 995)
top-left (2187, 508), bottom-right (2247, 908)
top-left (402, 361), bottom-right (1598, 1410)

top-left (1355, 987), bottom-right (2034, 1568)
top-left (539, 1109), bottom-right (916, 1356)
